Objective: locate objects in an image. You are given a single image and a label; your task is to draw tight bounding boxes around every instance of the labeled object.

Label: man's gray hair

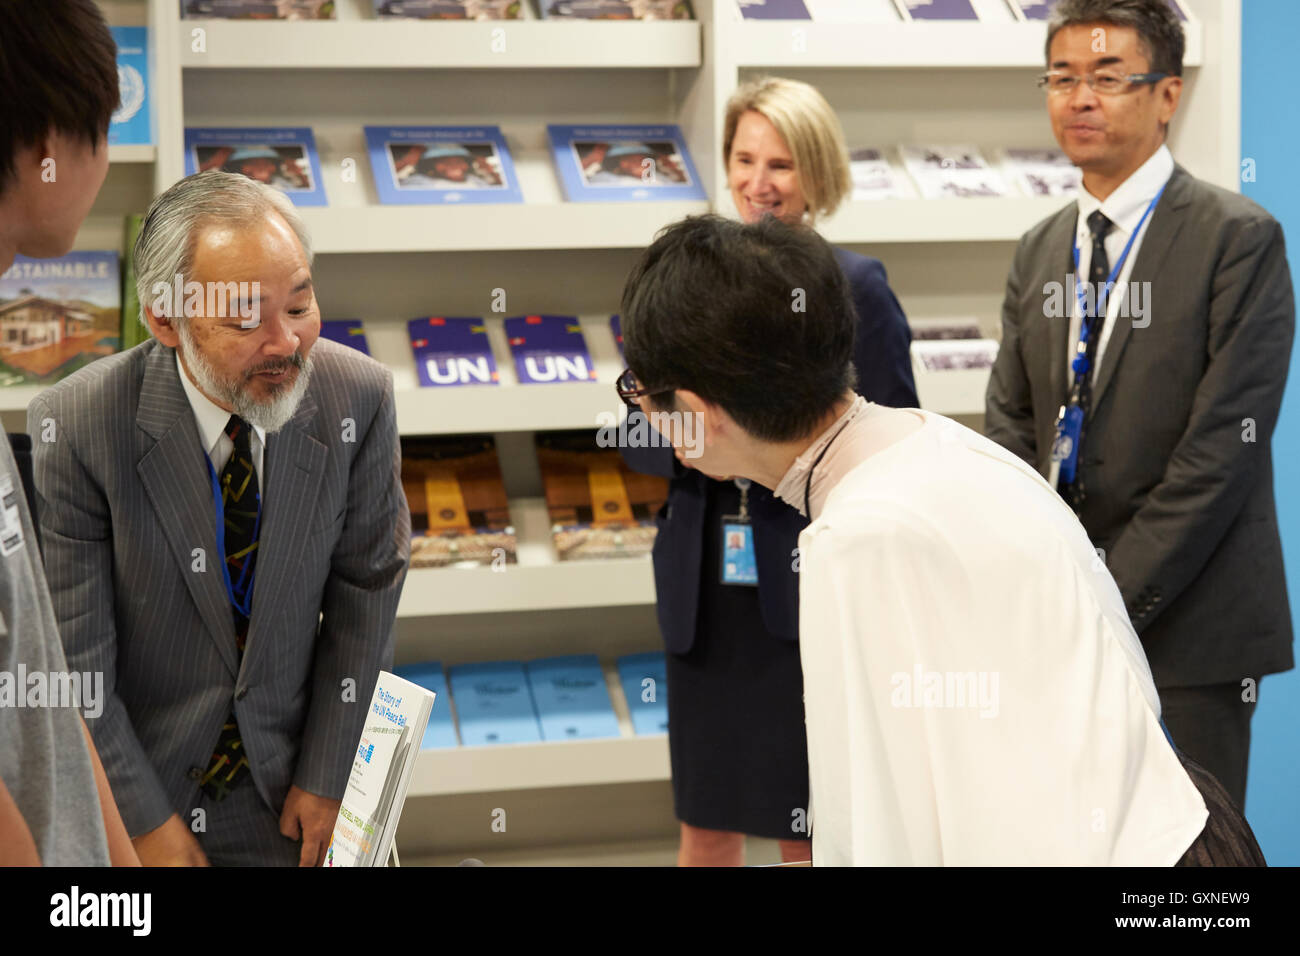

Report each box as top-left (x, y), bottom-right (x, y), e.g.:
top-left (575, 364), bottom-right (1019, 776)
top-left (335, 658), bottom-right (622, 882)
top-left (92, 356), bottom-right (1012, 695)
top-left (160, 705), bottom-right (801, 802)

top-left (133, 169), bottom-right (314, 327)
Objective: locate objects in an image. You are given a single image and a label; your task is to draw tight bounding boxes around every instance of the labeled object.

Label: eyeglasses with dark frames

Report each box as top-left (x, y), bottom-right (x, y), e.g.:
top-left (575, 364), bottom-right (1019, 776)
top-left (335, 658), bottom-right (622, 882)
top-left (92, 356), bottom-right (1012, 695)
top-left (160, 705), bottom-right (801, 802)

top-left (615, 368), bottom-right (675, 410)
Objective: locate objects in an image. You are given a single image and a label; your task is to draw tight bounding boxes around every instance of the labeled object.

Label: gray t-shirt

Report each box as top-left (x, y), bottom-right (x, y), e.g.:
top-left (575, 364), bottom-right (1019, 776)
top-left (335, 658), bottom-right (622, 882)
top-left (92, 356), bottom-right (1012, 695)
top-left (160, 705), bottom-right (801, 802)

top-left (0, 434), bottom-right (111, 865)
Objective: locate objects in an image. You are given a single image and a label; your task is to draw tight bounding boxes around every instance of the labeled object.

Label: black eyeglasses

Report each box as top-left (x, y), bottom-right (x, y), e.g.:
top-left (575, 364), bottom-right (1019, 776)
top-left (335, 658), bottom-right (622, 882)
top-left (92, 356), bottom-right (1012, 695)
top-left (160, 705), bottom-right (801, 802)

top-left (615, 368), bottom-right (675, 410)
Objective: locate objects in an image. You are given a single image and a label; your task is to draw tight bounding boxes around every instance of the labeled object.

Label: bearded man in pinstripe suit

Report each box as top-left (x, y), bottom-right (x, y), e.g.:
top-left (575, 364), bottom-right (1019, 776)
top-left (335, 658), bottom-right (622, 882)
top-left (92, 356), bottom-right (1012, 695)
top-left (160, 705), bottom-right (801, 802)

top-left (28, 170), bottom-right (411, 866)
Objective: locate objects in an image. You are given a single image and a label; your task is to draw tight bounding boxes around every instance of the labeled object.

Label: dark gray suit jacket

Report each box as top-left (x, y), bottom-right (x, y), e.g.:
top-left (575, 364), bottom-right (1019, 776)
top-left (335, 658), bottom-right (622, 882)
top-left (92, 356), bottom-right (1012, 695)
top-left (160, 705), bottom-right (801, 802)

top-left (986, 164), bottom-right (1294, 688)
top-left (28, 337), bottom-right (411, 837)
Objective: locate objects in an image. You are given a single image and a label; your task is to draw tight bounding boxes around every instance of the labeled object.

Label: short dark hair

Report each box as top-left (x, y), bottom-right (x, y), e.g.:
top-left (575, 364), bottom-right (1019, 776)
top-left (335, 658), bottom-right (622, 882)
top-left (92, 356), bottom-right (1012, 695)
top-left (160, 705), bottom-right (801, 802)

top-left (1046, 0), bottom-right (1184, 77)
top-left (621, 215), bottom-right (857, 444)
top-left (0, 0), bottom-right (119, 194)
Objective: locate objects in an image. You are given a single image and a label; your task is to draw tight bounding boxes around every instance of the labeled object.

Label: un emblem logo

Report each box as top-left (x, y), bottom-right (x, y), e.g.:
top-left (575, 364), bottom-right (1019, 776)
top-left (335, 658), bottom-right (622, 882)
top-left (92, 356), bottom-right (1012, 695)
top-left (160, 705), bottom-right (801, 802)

top-left (1051, 433), bottom-right (1074, 462)
top-left (113, 65), bottom-right (146, 124)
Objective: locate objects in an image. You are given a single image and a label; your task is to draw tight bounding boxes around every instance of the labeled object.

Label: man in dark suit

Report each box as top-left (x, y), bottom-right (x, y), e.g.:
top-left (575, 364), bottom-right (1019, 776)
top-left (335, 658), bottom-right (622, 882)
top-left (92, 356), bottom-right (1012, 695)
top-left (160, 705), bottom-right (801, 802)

top-left (986, 0), bottom-right (1293, 810)
top-left (29, 170), bottom-right (411, 865)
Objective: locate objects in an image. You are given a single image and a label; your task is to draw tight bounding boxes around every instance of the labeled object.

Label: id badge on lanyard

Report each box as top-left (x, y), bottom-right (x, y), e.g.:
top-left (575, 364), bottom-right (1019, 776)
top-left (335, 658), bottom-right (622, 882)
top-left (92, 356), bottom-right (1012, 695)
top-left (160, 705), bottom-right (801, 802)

top-left (720, 477), bottom-right (758, 586)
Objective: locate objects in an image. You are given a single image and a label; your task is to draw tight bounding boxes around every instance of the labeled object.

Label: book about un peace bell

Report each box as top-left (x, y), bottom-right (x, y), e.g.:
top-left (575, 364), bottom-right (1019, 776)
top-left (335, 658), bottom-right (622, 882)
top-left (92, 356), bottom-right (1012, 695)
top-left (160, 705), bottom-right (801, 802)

top-left (535, 430), bottom-right (668, 561)
top-left (0, 252), bottom-right (121, 387)
top-left (401, 434), bottom-right (516, 569)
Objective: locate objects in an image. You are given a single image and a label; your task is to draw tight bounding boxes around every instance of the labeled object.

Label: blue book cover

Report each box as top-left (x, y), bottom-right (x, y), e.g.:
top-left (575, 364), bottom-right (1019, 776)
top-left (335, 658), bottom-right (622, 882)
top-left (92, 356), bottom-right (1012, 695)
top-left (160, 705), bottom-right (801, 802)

top-left (736, 0), bottom-right (810, 19)
top-left (1013, 0), bottom-right (1185, 20)
top-left (538, 1), bottom-right (691, 18)
top-left (320, 319), bottom-right (371, 356)
top-left (503, 315), bottom-right (597, 385)
top-left (548, 124), bottom-right (707, 202)
top-left (184, 127), bottom-right (328, 206)
top-left (896, 0), bottom-right (977, 19)
top-left (610, 314), bottom-right (623, 358)
top-left (617, 652), bottom-right (668, 735)
top-left (364, 126), bottom-right (523, 206)
top-left (526, 655), bottom-right (621, 741)
top-left (448, 662), bottom-right (542, 746)
top-left (109, 28), bottom-right (151, 147)
top-left (0, 252), bottom-right (121, 387)
top-left (408, 316), bottom-right (499, 388)
top-left (393, 661), bottom-right (459, 749)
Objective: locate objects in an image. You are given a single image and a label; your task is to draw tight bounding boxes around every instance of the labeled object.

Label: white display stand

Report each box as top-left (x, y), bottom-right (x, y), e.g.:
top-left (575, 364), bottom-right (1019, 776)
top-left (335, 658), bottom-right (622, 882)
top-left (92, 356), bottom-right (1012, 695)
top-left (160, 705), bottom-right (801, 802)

top-left (61, 0), bottom-right (1239, 865)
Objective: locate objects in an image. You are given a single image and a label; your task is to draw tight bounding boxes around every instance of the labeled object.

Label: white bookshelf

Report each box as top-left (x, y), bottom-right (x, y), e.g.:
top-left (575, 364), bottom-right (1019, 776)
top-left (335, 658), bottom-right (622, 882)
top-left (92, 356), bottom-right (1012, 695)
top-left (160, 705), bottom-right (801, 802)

top-left (107, 144), bottom-right (157, 163)
top-left (51, 0), bottom-right (1239, 865)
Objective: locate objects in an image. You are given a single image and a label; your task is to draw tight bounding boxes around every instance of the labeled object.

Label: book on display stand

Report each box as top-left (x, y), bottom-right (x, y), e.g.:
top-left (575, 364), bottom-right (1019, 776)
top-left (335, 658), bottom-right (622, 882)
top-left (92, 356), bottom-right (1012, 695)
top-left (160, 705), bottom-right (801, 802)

top-left (999, 148), bottom-right (1082, 198)
top-left (535, 430), bottom-right (667, 561)
top-left (525, 655), bottom-right (621, 741)
top-left (899, 144), bottom-right (1010, 198)
top-left (0, 252), bottom-right (121, 387)
top-left (503, 314), bottom-right (599, 385)
top-left (324, 671), bottom-right (434, 867)
top-left (184, 127), bottom-right (328, 206)
top-left (893, 0), bottom-right (978, 20)
top-left (849, 147), bottom-right (908, 200)
top-left (448, 661), bottom-right (544, 745)
top-left (393, 662), bottom-right (460, 749)
top-left (617, 652), bottom-right (668, 735)
top-left (408, 316), bottom-right (500, 387)
top-left (401, 433), bottom-right (517, 569)
top-left (319, 319), bottom-right (372, 355)
top-left (610, 314), bottom-right (623, 358)
top-left (538, 0), bottom-right (692, 19)
top-left (1007, 0), bottom-right (1188, 20)
top-left (181, 0), bottom-right (336, 17)
top-left (373, 0), bottom-right (524, 17)
top-left (736, 0), bottom-right (811, 18)
top-left (548, 124), bottom-right (707, 202)
top-left (109, 28), bottom-right (151, 147)
top-left (365, 126), bottom-right (523, 205)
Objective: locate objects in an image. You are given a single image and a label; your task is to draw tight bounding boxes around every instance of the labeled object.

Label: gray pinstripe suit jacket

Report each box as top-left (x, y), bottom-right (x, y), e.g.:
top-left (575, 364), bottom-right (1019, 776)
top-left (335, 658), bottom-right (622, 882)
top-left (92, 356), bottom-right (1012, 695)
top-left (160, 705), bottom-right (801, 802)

top-left (27, 337), bottom-right (411, 838)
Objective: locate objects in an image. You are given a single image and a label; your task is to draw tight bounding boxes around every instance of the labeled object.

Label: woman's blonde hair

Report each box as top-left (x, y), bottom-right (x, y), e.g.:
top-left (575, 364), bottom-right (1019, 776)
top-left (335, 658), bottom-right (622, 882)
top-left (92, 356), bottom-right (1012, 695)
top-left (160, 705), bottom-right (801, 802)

top-left (722, 76), bottom-right (852, 223)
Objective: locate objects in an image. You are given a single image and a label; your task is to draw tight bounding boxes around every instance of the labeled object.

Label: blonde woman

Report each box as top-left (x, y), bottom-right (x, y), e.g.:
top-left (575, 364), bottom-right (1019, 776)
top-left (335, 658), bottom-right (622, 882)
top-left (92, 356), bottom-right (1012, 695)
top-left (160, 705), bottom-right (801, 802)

top-left (621, 77), bottom-right (916, 866)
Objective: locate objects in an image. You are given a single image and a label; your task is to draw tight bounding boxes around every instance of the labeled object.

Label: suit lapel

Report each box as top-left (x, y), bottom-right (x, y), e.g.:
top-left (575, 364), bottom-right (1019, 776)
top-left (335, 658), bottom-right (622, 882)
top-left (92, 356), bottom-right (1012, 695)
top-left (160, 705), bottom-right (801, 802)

top-left (1089, 165), bottom-right (1193, 413)
top-left (1044, 210), bottom-right (1076, 413)
top-left (238, 391), bottom-right (326, 682)
top-left (135, 343), bottom-right (240, 679)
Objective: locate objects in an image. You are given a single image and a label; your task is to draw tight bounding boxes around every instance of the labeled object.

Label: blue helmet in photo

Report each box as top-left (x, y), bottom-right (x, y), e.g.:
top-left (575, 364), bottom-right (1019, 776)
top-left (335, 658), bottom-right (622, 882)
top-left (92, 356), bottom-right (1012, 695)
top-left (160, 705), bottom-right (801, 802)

top-left (420, 145), bottom-right (473, 162)
top-left (606, 143), bottom-right (654, 160)
top-left (228, 147), bottom-right (281, 163)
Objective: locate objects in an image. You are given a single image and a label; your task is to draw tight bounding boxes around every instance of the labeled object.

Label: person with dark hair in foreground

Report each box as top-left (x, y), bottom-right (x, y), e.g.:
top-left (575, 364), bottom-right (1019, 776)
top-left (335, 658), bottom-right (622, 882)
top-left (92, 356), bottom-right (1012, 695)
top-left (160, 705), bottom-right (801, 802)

top-left (0, 0), bottom-right (138, 866)
top-left (619, 214), bottom-right (1264, 866)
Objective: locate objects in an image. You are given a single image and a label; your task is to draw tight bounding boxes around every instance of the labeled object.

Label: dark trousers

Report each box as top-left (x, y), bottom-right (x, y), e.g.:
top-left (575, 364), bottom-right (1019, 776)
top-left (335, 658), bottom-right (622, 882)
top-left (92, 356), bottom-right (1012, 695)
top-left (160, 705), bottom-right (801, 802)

top-left (1159, 679), bottom-right (1257, 812)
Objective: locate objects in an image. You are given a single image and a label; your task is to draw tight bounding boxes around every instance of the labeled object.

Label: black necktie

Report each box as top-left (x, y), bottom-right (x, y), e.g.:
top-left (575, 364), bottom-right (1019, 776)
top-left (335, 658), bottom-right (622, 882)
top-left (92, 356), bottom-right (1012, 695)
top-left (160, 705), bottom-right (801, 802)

top-left (1064, 211), bottom-right (1113, 511)
top-left (200, 415), bottom-right (260, 801)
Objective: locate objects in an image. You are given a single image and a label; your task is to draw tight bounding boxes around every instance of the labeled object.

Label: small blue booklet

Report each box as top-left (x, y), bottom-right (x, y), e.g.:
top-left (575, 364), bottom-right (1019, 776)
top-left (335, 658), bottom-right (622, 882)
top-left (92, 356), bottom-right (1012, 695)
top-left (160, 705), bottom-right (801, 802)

top-left (526, 655), bottom-right (621, 741)
top-left (548, 124), bottom-right (706, 202)
top-left (538, 0), bottom-right (691, 17)
top-left (109, 28), bottom-right (151, 146)
top-left (503, 315), bottom-right (598, 385)
top-left (448, 662), bottom-right (542, 746)
top-left (393, 661), bottom-right (459, 749)
top-left (184, 127), bottom-right (328, 206)
top-left (610, 314), bottom-right (623, 358)
top-left (616, 652), bottom-right (668, 735)
top-left (736, 0), bottom-right (810, 18)
top-left (893, 0), bottom-right (977, 19)
top-left (365, 126), bottom-right (523, 205)
top-left (408, 316), bottom-right (499, 388)
top-left (319, 320), bottom-right (371, 355)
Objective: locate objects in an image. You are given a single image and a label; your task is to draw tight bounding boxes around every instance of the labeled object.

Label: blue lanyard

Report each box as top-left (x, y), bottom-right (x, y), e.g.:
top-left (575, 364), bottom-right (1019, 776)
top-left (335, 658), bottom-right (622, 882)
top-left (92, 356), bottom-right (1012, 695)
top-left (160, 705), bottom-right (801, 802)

top-left (1069, 180), bottom-right (1168, 375)
top-left (205, 453), bottom-right (260, 618)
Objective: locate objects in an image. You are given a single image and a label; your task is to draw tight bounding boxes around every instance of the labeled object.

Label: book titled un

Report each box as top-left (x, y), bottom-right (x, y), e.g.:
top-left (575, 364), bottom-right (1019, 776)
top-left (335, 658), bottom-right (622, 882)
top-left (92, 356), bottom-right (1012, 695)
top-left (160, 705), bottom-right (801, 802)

top-left (325, 671), bottom-right (434, 867)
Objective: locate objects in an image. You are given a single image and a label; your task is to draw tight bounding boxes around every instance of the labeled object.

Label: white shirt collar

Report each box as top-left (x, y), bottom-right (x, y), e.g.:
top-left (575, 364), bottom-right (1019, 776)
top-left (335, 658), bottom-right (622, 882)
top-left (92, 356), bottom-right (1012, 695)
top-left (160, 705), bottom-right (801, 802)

top-left (1076, 143), bottom-right (1174, 241)
top-left (174, 350), bottom-right (266, 460)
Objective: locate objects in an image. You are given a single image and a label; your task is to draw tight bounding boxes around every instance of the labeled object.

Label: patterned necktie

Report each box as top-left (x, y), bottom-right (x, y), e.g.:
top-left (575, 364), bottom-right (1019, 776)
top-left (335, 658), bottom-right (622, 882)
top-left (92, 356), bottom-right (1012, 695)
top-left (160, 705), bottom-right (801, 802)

top-left (201, 414), bottom-right (260, 801)
top-left (1064, 211), bottom-right (1113, 511)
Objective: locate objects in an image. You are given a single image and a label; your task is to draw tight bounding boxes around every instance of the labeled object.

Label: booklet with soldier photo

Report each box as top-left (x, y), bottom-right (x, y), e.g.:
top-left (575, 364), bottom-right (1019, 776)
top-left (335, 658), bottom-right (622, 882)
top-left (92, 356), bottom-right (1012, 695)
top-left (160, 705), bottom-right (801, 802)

top-left (401, 434), bottom-right (517, 569)
top-left (539, 0), bottom-right (692, 19)
top-left (373, 0), bottom-right (523, 16)
top-left (536, 430), bottom-right (668, 561)
top-left (999, 147), bottom-right (1083, 198)
top-left (0, 252), bottom-right (121, 387)
top-left (181, 0), bottom-right (336, 17)
top-left (184, 127), bottom-right (328, 206)
top-left (365, 126), bottom-right (523, 205)
top-left (549, 124), bottom-right (707, 202)
top-left (900, 144), bottom-right (1010, 199)
top-left (324, 671), bottom-right (433, 867)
